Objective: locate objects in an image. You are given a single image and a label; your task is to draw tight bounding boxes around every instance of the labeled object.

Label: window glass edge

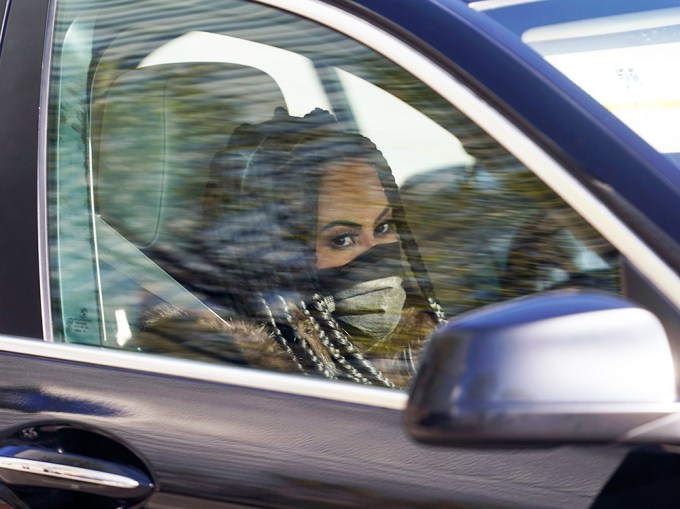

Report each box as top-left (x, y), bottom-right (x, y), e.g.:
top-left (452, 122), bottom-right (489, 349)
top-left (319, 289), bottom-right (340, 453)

top-left (38, 0), bottom-right (59, 342)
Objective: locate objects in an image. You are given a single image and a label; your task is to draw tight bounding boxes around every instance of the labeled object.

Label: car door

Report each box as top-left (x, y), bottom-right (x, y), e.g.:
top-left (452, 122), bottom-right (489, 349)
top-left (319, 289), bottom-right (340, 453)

top-left (2, 0), bottom-right (680, 508)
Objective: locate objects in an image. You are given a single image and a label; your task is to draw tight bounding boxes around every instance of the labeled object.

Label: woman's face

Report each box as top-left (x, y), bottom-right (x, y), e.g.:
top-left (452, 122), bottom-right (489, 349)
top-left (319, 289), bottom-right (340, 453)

top-left (316, 161), bottom-right (398, 269)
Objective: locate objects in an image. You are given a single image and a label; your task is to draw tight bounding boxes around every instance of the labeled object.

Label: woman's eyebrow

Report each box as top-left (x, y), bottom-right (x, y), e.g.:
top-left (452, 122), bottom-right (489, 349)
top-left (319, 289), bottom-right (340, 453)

top-left (374, 206), bottom-right (391, 225)
top-left (318, 220), bottom-right (362, 234)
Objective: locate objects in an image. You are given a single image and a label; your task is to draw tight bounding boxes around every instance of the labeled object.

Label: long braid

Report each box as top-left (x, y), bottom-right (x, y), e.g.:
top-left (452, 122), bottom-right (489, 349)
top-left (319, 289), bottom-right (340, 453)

top-left (311, 294), bottom-right (395, 388)
top-left (258, 295), bottom-right (307, 374)
top-left (298, 300), bottom-right (368, 384)
top-left (234, 121), bottom-right (336, 379)
top-left (373, 152), bottom-right (447, 325)
top-left (276, 295), bottom-right (336, 379)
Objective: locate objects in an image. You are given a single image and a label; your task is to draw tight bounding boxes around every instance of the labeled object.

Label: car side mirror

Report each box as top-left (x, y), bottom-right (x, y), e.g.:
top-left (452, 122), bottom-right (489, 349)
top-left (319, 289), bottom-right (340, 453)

top-left (406, 291), bottom-right (678, 446)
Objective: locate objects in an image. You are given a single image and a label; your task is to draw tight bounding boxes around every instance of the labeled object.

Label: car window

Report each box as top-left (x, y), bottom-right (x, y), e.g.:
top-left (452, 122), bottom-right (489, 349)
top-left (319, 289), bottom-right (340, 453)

top-left (47, 0), bottom-right (621, 389)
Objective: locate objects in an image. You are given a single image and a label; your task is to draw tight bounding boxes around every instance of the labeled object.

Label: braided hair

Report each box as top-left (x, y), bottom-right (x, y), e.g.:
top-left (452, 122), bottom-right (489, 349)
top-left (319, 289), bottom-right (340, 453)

top-left (203, 107), bottom-right (444, 387)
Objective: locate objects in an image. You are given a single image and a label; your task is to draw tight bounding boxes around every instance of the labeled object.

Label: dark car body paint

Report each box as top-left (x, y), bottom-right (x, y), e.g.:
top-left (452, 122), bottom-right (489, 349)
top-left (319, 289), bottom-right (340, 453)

top-left (0, 351), bottom-right (629, 507)
top-left (0, 0), bottom-right (46, 339)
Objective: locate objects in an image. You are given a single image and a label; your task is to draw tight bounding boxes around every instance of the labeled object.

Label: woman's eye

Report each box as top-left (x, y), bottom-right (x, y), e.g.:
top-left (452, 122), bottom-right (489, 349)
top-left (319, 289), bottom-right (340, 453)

top-left (331, 234), bottom-right (357, 248)
top-left (375, 221), bottom-right (394, 236)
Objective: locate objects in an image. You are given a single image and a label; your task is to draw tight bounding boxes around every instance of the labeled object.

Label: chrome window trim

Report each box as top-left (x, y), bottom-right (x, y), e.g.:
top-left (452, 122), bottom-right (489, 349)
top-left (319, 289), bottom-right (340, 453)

top-left (0, 334), bottom-right (407, 410)
top-left (0, 0), bottom-right (11, 53)
top-left (38, 0), bottom-right (58, 342)
top-left (27, 0), bottom-right (680, 408)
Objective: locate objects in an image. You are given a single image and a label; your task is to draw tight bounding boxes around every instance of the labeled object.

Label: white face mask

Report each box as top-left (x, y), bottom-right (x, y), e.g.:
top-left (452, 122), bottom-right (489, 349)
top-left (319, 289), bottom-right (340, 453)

top-left (329, 276), bottom-right (406, 339)
top-left (318, 242), bottom-right (407, 341)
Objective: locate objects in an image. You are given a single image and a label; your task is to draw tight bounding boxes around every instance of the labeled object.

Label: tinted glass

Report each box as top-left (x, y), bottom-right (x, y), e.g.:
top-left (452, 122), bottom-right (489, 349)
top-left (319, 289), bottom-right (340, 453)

top-left (48, 0), bottom-right (621, 388)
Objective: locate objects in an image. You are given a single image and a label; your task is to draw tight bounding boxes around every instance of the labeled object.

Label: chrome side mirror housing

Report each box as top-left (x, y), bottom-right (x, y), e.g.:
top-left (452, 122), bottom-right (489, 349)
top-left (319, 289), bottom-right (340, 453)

top-left (406, 291), bottom-right (678, 446)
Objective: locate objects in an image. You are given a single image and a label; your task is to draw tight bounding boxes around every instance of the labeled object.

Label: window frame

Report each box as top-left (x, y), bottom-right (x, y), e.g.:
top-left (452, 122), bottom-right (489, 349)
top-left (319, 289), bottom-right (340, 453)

top-left (0, 0), bottom-right (49, 339)
top-left (33, 0), bottom-right (680, 404)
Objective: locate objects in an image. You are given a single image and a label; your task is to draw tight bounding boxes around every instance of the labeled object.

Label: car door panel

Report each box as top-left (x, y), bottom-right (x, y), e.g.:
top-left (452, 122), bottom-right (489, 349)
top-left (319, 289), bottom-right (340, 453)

top-left (0, 339), bottom-right (631, 508)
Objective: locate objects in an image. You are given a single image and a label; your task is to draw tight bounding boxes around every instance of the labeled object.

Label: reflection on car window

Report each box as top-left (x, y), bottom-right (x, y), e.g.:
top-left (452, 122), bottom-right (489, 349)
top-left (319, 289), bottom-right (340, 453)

top-left (48, 0), bottom-right (621, 388)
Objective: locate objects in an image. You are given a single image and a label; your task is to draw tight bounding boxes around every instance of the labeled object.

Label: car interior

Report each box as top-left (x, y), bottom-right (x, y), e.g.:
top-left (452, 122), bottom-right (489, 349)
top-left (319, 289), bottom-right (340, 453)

top-left (49, 5), bottom-right (623, 369)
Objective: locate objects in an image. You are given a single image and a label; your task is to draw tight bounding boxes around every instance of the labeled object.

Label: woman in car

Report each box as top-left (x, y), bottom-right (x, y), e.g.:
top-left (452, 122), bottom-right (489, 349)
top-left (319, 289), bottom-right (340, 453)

top-left (143, 108), bottom-right (445, 388)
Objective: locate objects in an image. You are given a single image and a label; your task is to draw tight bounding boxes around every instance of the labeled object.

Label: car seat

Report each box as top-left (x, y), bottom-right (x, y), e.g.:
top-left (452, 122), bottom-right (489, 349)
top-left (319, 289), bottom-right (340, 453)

top-left (92, 61), bottom-right (287, 345)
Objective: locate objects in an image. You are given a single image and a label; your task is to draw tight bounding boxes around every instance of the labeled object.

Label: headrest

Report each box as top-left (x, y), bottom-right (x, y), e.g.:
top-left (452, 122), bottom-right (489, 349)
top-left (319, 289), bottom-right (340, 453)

top-left (95, 63), bottom-right (285, 249)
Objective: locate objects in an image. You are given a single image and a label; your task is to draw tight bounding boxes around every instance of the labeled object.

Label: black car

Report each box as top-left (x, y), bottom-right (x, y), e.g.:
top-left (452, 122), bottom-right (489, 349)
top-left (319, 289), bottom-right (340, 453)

top-left (2, 0), bottom-right (680, 507)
